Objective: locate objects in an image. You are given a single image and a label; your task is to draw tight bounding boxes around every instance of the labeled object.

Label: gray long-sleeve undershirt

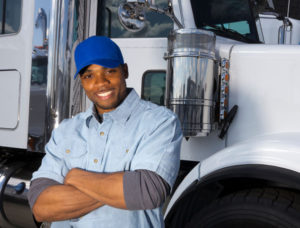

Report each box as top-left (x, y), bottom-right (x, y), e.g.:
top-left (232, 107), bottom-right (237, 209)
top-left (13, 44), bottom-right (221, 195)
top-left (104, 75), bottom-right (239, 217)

top-left (28, 169), bottom-right (170, 210)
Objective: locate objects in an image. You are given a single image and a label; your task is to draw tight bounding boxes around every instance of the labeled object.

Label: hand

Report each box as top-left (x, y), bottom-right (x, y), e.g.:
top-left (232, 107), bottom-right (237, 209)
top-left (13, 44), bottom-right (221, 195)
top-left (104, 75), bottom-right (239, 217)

top-left (64, 168), bottom-right (83, 186)
top-left (64, 169), bottom-right (126, 209)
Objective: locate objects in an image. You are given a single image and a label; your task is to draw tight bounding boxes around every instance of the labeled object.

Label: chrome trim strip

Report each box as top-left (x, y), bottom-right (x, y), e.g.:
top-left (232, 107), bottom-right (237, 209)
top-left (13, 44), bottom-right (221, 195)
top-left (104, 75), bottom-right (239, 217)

top-left (169, 99), bottom-right (214, 106)
top-left (45, 0), bottom-right (59, 142)
top-left (0, 162), bottom-right (25, 222)
top-left (71, 0), bottom-right (91, 116)
top-left (287, 0), bottom-right (291, 18)
top-left (89, 0), bottom-right (98, 36)
top-left (177, 0), bottom-right (185, 28)
top-left (165, 53), bottom-right (216, 60)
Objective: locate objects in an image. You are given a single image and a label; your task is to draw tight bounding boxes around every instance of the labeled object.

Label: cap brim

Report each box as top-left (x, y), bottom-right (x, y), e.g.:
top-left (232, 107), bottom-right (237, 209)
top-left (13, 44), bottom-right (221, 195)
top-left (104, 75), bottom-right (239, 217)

top-left (74, 59), bottom-right (122, 79)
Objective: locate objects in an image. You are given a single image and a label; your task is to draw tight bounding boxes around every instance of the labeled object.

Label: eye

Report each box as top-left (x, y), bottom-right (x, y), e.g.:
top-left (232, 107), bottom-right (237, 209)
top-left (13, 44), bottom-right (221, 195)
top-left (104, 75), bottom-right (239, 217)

top-left (106, 69), bottom-right (117, 74)
top-left (82, 74), bottom-right (93, 79)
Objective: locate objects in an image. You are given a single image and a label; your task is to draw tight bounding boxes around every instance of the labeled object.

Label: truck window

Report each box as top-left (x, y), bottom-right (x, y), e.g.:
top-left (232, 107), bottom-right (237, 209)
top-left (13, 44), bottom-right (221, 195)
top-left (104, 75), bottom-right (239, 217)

top-left (142, 71), bottom-right (166, 106)
top-left (96, 0), bottom-right (173, 38)
top-left (28, 1), bottom-right (51, 152)
top-left (0, 0), bottom-right (22, 34)
top-left (191, 0), bottom-right (260, 43)
top-left (31, 2), bottom-right (50, 86)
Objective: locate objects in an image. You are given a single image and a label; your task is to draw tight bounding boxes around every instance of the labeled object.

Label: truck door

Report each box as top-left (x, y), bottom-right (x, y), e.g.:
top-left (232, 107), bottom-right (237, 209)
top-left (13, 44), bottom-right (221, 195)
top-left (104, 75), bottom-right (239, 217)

top-left (0, 1), bottom-right (35, 149)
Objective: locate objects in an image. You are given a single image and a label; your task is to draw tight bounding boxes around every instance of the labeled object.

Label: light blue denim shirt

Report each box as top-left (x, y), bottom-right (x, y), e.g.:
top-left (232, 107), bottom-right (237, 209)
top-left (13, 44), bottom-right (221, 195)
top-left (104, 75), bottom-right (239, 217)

top-left (32, 89), bottom-right (182, 228)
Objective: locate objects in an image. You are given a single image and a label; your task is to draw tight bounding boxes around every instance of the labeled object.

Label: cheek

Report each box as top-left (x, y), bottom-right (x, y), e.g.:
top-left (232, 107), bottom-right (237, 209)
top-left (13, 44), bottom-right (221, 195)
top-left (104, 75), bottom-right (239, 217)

top-left (117, 78), bottom-right (127, 89)
top-left (81, 83), bottom-right (94, 97)
top-left (81, 81), bottom-right (92, 91)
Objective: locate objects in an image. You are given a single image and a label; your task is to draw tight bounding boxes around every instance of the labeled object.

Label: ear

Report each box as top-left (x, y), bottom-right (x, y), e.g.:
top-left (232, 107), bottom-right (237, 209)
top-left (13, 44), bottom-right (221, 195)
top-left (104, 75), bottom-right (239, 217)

top-left (122, 63), bottom-right (129, 79)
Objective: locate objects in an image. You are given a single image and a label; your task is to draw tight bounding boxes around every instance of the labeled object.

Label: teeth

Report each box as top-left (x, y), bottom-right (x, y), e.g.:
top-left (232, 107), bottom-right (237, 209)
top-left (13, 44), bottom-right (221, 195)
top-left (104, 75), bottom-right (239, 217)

top-left (97, 91), bottom-right (112, 97)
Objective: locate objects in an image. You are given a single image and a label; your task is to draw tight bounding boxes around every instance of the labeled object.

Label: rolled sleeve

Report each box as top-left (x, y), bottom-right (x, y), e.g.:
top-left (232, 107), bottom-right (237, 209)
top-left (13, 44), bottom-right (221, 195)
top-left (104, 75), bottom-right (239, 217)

top-left (130, 111), bottom-right (182, 189)
top-left (28, 178), bottom-right (60, 209)
top-left (31, 129), bottom-right (66, 184)
top-left (123, 170), bottom-right (170, 210)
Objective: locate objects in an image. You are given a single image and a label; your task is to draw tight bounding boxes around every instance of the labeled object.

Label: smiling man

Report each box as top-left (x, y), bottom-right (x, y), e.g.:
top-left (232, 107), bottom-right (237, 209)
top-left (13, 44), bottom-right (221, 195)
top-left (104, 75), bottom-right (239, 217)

top-left (80, 63), bottom-right (128, 114)
top-left (28, 36), bottom-right (182, 228)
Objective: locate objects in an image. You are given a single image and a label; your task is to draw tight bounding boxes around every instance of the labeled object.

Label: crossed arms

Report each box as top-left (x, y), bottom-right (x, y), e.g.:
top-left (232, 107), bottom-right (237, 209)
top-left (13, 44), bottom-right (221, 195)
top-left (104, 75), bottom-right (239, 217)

top-left (32, 169), bottom-right (171, 222)
top-left (32, 169), bottom-right (126, 222)
top-left (31, 109), bottom-right (182, 222)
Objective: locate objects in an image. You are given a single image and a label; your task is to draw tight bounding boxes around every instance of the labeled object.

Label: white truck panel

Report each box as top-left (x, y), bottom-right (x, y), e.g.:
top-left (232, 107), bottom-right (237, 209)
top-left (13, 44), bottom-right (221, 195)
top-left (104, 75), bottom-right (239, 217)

top-left (202, 132), bottom-right (300, 177)
top-left (180, 131), bottom-right (225, 161)
top-left (0, 2), bottom-right (35, 148)
top-left (227, 44), bottom-right (300, 146)
top-left (0, 71), bottom-right (20, 129)
top-left (289, 18), bottom-right (300, 45)
top-left (260, 15), bottom-right (300, 45)
top-left (260, 15), bottom-right (283, 44)
top-left (114, 38), bottom-right (168, 96)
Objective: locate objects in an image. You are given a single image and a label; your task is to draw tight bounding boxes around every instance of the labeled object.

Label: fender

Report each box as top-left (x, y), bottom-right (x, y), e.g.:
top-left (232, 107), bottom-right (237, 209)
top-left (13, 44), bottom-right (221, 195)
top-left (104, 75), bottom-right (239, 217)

top-left (165, 132), bottom-right (300, 218)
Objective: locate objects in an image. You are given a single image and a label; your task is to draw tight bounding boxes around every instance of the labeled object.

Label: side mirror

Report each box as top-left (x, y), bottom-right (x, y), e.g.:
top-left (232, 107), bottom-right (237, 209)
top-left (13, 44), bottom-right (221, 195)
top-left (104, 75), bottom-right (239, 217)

top-left (118, 2), bottom-right (146, 32)
top-left (118, 0), bottom-right (183, 32)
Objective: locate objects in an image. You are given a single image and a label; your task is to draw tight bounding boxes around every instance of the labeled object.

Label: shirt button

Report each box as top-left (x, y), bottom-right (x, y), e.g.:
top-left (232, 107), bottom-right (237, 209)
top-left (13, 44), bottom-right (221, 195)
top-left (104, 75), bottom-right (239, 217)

top-left (100, 132), bottom-right (104, 136)
top-left (94, 159), bottom-right (98, 164)
top-left (126, 149), bottom-right (129, 153)
top-left (66, 149), bottom-right (71, 154)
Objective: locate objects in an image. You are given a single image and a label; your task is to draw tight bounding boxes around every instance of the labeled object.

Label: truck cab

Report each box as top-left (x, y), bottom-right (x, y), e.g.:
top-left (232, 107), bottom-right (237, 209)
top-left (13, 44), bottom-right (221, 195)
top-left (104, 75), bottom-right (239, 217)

top-left (0, 0), bottom-right (300, 227)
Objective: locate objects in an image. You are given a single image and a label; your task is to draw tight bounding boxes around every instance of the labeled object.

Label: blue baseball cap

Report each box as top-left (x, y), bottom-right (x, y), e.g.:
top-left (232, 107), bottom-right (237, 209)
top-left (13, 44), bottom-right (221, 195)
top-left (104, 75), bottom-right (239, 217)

top-left (74, 36), bottom-right (124, 78)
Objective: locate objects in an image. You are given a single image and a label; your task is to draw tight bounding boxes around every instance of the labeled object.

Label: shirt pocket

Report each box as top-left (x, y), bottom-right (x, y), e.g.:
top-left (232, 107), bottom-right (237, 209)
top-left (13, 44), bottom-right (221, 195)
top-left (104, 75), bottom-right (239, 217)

top-left (103, 140), bottom-right (131, 172)
top-left (63, 141), bottom-right (88, 170)
top-left (106, 138), bottom-right (140, 172)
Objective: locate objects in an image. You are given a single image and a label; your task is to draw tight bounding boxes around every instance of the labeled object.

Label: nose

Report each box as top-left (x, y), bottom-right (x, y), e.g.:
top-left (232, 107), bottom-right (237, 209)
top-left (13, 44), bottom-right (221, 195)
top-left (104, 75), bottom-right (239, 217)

top-left (94, 73), bottom-right (109, 87)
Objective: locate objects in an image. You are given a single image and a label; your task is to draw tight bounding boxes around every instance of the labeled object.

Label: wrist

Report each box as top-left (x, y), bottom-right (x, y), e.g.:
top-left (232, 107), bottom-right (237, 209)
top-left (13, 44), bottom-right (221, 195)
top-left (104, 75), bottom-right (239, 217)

top-left (65, 168), bottom-right (82, 186)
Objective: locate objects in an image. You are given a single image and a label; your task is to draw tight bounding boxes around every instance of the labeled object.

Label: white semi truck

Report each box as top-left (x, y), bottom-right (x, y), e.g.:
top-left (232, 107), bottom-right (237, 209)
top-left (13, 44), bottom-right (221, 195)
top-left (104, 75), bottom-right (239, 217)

top-left (0, 0), bottom-right (300, 227)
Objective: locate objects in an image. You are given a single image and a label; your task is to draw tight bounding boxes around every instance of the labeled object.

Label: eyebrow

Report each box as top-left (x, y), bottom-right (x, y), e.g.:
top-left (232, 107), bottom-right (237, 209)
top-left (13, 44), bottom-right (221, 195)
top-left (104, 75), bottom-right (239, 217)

top-left (85, 67), bottom-right (116, 72)
top-left (80, 69), bottom-right (96, 76)
top-left (84, 69), bottom-right (94, 73)
top-left (80, 66), bottom-right (119, 76)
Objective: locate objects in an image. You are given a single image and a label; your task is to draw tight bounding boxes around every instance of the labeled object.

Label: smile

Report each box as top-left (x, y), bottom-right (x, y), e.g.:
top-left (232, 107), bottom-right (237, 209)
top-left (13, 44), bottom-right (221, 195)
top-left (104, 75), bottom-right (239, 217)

top-left (96, 90), bottom-right (113, 100)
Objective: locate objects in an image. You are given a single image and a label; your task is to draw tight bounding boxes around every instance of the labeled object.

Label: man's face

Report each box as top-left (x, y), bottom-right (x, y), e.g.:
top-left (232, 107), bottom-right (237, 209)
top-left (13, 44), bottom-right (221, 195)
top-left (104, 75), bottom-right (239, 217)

top-left (80, 64), bottom-right (128, 114)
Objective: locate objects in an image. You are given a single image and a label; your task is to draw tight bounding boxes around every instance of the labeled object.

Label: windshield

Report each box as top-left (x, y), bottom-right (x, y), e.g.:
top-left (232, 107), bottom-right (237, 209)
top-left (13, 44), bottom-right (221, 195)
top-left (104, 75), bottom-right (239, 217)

top-left (191, 0), bottom-right (260, 43)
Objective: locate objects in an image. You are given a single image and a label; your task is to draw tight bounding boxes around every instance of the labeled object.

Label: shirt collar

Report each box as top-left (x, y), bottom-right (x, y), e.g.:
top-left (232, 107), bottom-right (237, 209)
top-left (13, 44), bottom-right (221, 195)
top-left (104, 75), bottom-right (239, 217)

top-left (92, 105), bottom-right (103, 123)
top-left (84, 88), bottom-right (140, 127)
top-left (103, 88), bottom-right (139, 124)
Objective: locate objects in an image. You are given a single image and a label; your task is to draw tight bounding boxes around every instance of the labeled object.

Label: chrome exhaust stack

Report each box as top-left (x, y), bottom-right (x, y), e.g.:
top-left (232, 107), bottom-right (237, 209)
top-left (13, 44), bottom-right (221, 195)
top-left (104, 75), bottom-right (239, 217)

top-left (164, 29), bottom-right (217, 137)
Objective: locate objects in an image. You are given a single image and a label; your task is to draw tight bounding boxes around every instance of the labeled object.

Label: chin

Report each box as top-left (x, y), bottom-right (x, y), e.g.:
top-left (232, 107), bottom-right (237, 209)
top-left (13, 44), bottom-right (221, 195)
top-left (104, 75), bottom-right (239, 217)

top-left (97, 103), bottom-right (119, 111)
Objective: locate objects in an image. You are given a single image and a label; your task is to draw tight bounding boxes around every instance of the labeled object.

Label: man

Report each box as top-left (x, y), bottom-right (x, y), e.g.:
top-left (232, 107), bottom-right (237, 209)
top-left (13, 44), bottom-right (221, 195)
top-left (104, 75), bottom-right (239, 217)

top-left (28, 36), bottom-right (182, 228)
